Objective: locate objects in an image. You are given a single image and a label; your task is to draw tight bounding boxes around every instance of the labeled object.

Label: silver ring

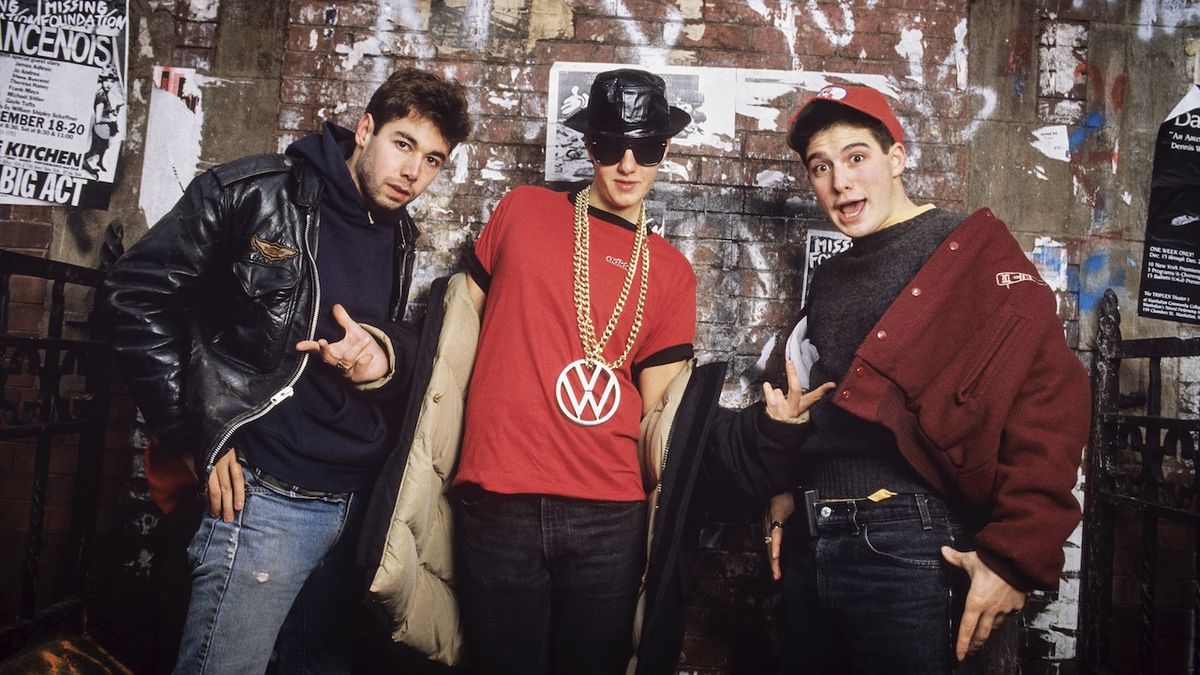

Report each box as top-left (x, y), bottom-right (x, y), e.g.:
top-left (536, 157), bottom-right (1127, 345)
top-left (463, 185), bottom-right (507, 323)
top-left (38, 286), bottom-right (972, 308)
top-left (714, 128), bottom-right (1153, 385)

top-left (763, 536), bottom-right (773, 544)
top-left (769, 520), bottom-right (784, 531)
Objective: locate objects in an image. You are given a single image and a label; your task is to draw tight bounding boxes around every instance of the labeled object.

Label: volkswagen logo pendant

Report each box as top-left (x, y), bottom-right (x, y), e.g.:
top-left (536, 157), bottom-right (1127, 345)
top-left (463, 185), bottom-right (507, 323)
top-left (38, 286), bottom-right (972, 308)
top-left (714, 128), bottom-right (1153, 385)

top-left (556, 359), bottom-right (621, 426)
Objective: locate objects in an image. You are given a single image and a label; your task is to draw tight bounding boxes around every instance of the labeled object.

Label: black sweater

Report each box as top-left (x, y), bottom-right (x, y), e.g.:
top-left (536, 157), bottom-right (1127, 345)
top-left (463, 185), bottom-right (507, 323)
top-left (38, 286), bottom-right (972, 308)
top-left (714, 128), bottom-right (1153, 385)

top-left (799, 208), bottom-right (962, 498)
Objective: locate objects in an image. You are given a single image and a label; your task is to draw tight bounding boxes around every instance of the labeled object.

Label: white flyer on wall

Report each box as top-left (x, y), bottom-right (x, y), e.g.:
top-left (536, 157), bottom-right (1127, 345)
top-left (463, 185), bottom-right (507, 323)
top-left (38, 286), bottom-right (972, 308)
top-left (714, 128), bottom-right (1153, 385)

top-left (0, 0), bottom-right (129, 209)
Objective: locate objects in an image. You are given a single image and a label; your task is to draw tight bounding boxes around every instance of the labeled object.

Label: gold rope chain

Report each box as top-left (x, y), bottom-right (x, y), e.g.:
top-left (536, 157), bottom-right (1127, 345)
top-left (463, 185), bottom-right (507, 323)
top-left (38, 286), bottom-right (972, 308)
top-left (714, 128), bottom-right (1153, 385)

top-left (571, 186), bottom-right (650, 370)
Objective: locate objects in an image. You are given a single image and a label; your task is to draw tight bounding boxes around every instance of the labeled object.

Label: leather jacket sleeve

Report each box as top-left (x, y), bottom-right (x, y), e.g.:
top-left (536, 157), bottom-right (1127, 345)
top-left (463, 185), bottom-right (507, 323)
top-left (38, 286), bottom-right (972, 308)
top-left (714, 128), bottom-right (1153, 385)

top-left (702, 402), bottom-right (810, 502)
top-left (101, 169), bottom-right (230, 459)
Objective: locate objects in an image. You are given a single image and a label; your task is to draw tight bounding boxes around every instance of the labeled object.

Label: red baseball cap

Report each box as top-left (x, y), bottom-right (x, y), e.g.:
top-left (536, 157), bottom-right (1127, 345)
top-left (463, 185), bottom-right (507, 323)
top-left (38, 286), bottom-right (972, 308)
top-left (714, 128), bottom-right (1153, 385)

top-left (786, 85), bottom-right (904, 154)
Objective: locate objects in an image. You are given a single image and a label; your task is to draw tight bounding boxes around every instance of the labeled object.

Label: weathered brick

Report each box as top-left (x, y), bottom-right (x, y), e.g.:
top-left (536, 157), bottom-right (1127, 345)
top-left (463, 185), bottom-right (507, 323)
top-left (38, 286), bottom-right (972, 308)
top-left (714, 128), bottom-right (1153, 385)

top-left (177, 20), bottom-right (216, 48)
top-left (0, 222), bottom-right (51, 249)
top-left (171, 47), bottom-right (214, 72)
top-left (286, 24), bottom-right (337, 53)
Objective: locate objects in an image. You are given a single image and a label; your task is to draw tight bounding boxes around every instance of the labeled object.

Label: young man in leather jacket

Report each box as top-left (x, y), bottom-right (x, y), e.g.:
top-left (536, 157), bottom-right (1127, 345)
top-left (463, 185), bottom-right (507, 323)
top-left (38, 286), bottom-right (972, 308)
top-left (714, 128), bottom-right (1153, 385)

top-left (756, 85), bottom-right (1091, 674)
top-left (102, 68), bottom-right (470, 674)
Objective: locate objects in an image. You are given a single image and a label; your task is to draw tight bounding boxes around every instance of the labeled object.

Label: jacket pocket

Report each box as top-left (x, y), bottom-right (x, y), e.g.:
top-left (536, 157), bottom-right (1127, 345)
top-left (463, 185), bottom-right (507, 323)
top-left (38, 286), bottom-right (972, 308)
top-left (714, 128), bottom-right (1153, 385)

top-left (210, 259), bottom-right (301, 371)
top-left (913, 311), bottom-right (1027, 468)
top-left (955, 313), bottom-right (1025, 403)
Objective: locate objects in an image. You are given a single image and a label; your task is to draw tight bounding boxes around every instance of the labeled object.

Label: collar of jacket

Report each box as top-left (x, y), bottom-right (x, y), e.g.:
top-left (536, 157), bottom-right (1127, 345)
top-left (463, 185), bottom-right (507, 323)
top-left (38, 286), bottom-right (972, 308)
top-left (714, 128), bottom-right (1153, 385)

top-left (289, 158), bottom-right (325, 209)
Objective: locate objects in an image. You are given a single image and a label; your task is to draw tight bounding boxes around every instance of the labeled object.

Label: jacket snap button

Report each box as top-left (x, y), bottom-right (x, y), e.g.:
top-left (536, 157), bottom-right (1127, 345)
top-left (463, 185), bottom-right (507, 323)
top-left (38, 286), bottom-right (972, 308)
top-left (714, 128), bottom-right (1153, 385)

top-left (840, 390), bottom-right (852, 400)
top-left (820, 506), bottom-right (832, 518)
top-left (949, 241), bottom-right (960, 251)
top-left (910, 287), bottom-right (921, 296)
top-left (876, 330), bottom-right (887, 340)
top-left (854, 366), bottom-right (865, 377)
top-left (432, 392), bottom-right (444, 403)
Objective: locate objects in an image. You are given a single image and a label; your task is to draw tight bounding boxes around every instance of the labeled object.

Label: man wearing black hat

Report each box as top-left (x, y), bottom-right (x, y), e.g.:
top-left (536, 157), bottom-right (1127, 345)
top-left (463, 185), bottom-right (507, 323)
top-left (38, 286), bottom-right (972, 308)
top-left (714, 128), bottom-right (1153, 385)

top-left (452, 68), bottom-right (695, 674)
top-left (747, 84), bottom-right (1091, 673)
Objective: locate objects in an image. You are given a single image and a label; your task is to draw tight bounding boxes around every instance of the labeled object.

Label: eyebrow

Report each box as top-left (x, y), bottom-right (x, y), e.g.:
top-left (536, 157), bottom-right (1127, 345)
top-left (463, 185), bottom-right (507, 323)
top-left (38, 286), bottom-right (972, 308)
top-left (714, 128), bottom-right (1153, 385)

top-left (390, 129), bottom-right (447, 162)
top-left (805, 141), bottom-right (874, 165)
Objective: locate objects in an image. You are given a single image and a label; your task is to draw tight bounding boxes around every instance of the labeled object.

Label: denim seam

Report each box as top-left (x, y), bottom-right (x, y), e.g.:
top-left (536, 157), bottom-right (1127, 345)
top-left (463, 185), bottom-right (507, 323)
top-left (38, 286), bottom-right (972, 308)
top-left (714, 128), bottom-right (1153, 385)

top-left (194, 507), bottom-right (244, 674)
top-left (860, 522), bottom-right (945, 569)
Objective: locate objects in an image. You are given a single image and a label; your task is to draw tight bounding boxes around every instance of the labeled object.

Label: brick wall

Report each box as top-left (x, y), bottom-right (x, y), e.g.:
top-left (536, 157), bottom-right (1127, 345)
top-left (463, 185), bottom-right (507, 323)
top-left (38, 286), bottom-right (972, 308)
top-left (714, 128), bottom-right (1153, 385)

top-left (9, 0), bottom-right (1199, 672)
top-left (273, 2), bottom-right (977, 673)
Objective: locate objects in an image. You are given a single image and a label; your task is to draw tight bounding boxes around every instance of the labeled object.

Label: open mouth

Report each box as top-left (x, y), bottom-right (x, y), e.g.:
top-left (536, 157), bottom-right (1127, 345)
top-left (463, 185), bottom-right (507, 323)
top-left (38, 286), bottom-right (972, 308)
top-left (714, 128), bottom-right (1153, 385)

top-left (837, 200), bottom-right (865, 220)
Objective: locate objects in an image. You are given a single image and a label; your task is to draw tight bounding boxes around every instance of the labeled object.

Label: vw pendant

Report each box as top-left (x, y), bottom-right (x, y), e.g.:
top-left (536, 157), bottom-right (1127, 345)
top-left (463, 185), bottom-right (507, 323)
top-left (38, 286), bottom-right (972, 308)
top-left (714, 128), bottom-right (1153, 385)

top-left (555, 359), bottom-right (621, 426)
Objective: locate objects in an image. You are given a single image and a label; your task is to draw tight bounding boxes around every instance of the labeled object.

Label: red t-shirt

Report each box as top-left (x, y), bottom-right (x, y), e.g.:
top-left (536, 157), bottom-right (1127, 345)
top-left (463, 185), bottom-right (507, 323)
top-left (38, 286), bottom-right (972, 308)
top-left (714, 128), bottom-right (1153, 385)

top-left (457, 186), bottom-right (697, 502)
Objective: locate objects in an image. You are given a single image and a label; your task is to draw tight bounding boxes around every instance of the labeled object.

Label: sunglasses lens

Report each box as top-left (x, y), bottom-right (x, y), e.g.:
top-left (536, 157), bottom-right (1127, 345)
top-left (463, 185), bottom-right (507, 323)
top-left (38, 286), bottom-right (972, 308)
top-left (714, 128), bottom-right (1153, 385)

top-left (631, 141), bottom-right (667, 166)
top-left (588, 140), bottom-right (668, 166)
top-left (590, 141), bottom-right (624, 165)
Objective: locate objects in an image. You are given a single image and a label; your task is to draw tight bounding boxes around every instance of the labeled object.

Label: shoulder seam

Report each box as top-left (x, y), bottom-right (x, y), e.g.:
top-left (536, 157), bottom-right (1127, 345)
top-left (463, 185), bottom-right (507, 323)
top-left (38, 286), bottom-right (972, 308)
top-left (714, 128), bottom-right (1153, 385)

top-left (212, 154), bottom-right (295, 187)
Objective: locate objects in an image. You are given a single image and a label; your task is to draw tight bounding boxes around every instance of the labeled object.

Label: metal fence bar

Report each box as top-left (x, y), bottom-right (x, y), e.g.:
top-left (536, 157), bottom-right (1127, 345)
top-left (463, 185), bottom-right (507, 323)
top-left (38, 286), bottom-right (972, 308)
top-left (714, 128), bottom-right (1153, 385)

top-left (0, 248), bottom-right (109, 660)
top-left (1079, 289), bottom-right (1200, 673)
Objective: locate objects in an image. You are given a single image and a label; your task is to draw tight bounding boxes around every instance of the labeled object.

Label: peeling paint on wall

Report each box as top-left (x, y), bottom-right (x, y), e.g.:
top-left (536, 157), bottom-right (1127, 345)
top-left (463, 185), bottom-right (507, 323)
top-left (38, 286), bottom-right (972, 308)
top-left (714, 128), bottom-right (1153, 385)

top-left (187, 0), bottom-right (220, 22)
top-left (1080, 249), bottom-right (1131, 313)
top-left (951, 19), bottom-right (969, 90)
top-left (528, 0), bottom-right (573, 48)
top-left (613, 0), bottom-right (683, 66)
top-left (735, 69), bottom-right (898, 132)
top-left (1029, 236), bottom-right (1070, 292)
top-left (895, 28), bottom-right (926, 85)
top-left (1025, 467), bottom-right (1086, 660)
top-left (961, 86), bottom-right (997, 140)
top-left (1136, 0), bottom-right (1200, 40)
top-left (747, 1), bottom-right (802, 69)
top-left (755, 169), bottom-right (789, 188)
top-left (137, 16), bottom-right (153, 58)
top-left (336, 35), bottom-right (385, 71)
top-left (1039, 22), bottom-right (1087, 98)
top-left (805, 0), bottom-right (855, 48)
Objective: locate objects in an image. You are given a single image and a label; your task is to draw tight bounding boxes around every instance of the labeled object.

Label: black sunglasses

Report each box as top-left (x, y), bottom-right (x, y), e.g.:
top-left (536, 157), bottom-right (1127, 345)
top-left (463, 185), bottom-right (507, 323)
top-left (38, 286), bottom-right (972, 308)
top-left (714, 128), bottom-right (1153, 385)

top-left (586, 138), bottom-right (669, 166)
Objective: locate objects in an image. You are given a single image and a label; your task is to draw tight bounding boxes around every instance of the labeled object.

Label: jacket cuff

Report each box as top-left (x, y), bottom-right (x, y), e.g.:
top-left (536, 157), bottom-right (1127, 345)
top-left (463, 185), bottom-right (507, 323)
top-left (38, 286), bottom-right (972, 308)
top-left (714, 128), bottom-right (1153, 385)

top-left (354, 323), bottom-right (395, 391)
top-left (974, 546), bottom-right (1038, 593)
top-left (756, 404), bottom-right (809, 445)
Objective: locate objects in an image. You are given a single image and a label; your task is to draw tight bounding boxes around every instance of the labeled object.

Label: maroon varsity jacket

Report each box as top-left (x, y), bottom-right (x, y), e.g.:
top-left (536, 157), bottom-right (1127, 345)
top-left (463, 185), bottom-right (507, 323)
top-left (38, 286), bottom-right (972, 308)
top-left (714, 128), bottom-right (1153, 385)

top-left (835, 208), bottom-right (1091, 590)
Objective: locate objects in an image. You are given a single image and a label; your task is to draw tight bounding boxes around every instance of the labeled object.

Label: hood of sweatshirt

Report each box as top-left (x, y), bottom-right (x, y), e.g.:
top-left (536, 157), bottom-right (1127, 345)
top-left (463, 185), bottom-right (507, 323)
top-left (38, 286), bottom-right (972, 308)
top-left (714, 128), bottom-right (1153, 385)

top-left (286, 121), bottom-right (400, 229)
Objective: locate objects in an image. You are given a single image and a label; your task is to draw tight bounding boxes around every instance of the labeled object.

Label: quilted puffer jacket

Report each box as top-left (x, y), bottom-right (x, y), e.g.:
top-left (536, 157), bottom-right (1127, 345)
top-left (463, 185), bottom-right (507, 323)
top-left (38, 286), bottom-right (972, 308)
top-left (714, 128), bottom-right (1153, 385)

top-left (358, 273), bottom-right (795, 673)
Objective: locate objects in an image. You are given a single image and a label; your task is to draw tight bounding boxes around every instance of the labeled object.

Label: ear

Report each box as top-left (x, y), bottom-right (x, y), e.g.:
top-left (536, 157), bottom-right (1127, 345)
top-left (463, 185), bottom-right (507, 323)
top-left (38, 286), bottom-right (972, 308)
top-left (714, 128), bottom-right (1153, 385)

top-left (889, 142), bottom-right (906, 178)
top-left (354, 113), bottom-right (374, 148)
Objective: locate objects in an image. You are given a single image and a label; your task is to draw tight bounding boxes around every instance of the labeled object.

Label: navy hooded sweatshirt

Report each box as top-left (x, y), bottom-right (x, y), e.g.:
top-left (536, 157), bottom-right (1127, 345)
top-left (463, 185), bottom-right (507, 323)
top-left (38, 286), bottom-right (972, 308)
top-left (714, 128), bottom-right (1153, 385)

top-left (235, 123), bottom-right (407, 492)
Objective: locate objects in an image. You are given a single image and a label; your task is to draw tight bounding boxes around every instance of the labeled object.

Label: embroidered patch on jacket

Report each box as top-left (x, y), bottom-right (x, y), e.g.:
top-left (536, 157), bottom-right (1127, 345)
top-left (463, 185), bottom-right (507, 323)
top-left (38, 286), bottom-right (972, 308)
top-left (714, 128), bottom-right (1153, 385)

top-left (995, 272), bottom-right (1047, 288)
top-left (252, 235), bottom-right (299, 262)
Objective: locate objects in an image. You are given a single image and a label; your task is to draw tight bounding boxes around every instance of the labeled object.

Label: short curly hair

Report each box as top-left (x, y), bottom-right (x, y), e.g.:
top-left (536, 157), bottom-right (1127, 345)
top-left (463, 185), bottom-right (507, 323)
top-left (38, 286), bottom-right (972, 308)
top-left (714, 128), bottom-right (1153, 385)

top-left (365, 68), bottom-right (472, 148)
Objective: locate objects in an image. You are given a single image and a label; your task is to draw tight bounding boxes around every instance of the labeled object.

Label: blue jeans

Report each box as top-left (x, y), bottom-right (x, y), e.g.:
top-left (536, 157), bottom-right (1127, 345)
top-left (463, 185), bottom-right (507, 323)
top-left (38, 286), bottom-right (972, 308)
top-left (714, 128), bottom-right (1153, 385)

top-left (173, 469), bottom-right (364, 675)
top-left (779, 493), bottom-right (980, 675)
top-left (455, 487), bottom-right (646, 675)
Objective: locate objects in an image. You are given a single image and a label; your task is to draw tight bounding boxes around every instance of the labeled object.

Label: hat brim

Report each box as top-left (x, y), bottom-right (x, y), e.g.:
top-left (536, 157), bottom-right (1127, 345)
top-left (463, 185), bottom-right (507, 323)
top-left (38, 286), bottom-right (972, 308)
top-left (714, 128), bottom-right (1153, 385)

top-left (563, 107), bottom-right (692, 139)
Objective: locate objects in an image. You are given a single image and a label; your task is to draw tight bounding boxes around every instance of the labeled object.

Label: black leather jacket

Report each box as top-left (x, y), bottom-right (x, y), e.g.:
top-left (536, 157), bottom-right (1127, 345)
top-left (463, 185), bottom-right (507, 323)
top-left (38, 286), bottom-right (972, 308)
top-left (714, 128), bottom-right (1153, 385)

top-left (103, 154), bottom-right (420, 474)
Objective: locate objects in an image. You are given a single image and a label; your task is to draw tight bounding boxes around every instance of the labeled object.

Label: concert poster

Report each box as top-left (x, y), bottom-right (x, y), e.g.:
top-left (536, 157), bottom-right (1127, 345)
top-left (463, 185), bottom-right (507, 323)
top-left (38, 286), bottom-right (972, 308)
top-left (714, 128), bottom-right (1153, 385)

top-left (0, 0), bottom-right (129, 209)
top-left (1138, 83), bottom-right (1200, 325)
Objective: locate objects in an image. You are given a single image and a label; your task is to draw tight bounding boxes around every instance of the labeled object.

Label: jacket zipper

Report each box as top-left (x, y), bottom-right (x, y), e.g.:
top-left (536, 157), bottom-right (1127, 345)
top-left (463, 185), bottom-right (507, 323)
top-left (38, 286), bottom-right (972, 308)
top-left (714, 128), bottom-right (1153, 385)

top-left (203, 210), bottom-right (321, 472)
top-left (635, 385), bottom-right (683, 600)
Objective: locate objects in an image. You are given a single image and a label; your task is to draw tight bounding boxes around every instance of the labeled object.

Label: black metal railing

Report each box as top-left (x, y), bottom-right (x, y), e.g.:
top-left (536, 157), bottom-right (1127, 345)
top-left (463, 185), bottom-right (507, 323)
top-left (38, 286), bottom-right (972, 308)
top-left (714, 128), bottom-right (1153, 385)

top-left (0, 248), bottom-right (110, 660)
top-left (1080, 289), bottom-right (1200, 673)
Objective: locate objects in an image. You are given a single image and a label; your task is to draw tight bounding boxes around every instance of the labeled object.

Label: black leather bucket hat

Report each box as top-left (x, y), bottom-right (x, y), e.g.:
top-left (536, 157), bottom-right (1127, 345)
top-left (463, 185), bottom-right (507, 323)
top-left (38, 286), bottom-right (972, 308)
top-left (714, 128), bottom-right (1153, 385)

top-left (564, 69), bottom-right (691, 139)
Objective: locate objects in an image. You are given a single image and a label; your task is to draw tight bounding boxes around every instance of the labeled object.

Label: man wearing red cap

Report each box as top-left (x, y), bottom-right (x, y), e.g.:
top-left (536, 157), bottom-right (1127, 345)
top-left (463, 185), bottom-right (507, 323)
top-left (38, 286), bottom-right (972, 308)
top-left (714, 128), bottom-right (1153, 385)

top-left (756, 84), bottom-right (1091, 672)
